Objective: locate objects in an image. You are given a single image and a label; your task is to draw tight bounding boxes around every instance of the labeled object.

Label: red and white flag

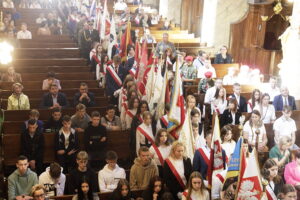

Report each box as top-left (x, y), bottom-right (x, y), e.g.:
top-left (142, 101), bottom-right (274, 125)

top-left (236, 149), bottom-right (264, 200)
top-left (100, 0), bottom-right (110, 39)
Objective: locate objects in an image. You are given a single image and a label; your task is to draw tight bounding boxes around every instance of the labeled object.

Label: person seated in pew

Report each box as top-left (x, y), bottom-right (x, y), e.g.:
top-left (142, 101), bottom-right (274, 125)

top-left (68, 151), bottom-right (99, 194)
top-left (130, 146), bottom-right (159, 190)
top-left (198, 71), bottom-right (215, 94)
top-left (42, 71), bottom-right (61, 91)
top-left (243, 110), bottom-right (268, 152)
top-left (140, 28), bottom-right (157, 44)
top-left (155, 33), bottom-right (176, 58)
top-left (273, 86), bottom-right (297, 111)
top-left (7, 83), bottom-right (30, 110)
top-left (72, 179), bottom-right (99, 200)
top-left (2, 0), bottom-right (14, 8)
top-left (29, 0), bottom-right (41, 9)
top-left (284, 150), bottom-right (300, 188)
top-left (261, 76), bottom-right (280, 102)
top-left (204, 78), bottom-right (222, 105)
top-left (44, 107), bottom-right (63, 133)
top-left (180, 56), bottom-right (197, 82)
top-left (84, 111), bottom-right (107, 164)
top-left (22, 109), bottom-right (44, 133)
top-left (220, 125), bottom-right (236, 161)
top-left (220, 98), bottom-right (241, 128)
top-left (228, 82), bottom-right (248, 113)
top-left (71, 103), bottom-right (91, 133)
top-left (1, 65), bottom-right (22, 82)
top-left (214, 45), bottom-right (233, 64)
top-left (98, 151), bottom-right (126, 193)
top-left (182, 172), bottom-right (210, 200)
top-left (109, 179), bottom-right (134, 200)
top-left (142, 176), bottom-right (167, 200)
top-left (261, 159), bottom-right (284, 199)
top-left (21, 119), bottom-right (45, 175)
top-left (36, 13), bottom-right (47, 24)
top-left (38, 162), bottom-right (66, 196)
top-left (41, 83), bottom-right (69, 109)
top-left (8, 155), bottom-right (38, 200)
top-left (73, 82), bottom-right (95, 108)
top-left (253, 93), bottom-right (276, 124)
top-left (17, 23), bottom-right (32, 39)
top-left (274, 105), bottom-right (297, 148)
top-left (101, 104), bottom-right (122, 131)
top-left (55, 115), bottom-right (79, 174)
top-left (31, 184), bottom-right (46, 200)
top-left (197, 58), bottom-right (216, 79)
top-left (193, 130), bottom-right (226, 187)
top-left (269, 136), bottom-right (291, 168)
top-left (247, 89), bottom-right (261, 113)
top-left (37, 21), bottom-right (51, 36)
top-left (223, 67), bottom-right (238, 85)
top-left (193, 50), bottom-right (208, 71)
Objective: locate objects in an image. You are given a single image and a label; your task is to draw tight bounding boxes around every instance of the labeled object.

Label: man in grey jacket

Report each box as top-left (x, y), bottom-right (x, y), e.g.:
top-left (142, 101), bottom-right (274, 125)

top-left (8, 155), bottom-right (38, 200)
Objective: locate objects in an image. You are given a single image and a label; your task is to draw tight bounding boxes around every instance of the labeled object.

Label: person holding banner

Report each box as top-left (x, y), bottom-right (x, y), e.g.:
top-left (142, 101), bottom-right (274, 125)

top-left (182, 172), bottom-right (209, 200)
top-left (136, 111), bottom-right (156, 156)
top-left (149, 128), bottom-right (173, 177)
top-left (163, 141), bottom-right (192, 200)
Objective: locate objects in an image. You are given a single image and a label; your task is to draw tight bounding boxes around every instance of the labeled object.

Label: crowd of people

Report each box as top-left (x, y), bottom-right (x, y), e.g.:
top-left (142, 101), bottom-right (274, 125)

top-left (2, 0), bottom-right (300, 200)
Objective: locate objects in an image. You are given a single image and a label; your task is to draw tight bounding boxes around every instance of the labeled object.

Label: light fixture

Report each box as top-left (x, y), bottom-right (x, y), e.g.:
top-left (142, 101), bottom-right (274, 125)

top-left (0, 41), bottom-right (14, 65)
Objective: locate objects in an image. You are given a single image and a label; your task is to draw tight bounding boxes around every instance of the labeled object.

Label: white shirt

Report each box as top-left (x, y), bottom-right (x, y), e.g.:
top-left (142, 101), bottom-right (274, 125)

top-left (197, 66), bottom-right (217, 79)
top-left (149, 145), bottom-right (172, 166)
top-left (114, 2), bottom-right (127, 10)
top-left (125, 109), bottom-right (137, 130)
top-left (182, 189), bottom-right (209, 200)
top-left (253, 105), bottom-right (276, 124)
top-left (221, 141), bottom-right (236, 158)
top-left (261, 83), bottom-right (280, 101)
top-left (204, 86), bottom-right (217, 104)
top-left (169, 157), bottom-right (187, 185)
top-left (136, 123), bottom-right (154, 156)
top-left (282, 95), bottom-right (289, 106)
top-left (211, 98), bottom-right (227, 114)
top-left (193, 58), bottom-right (205, 71)
top-left (39, 167), bottom-right (66, 196)
top-left (62, 131), bottom-right (70, 149)
top-left (223, 75), bottom-right (238, 85)
top-left (98, 164), bottom-right (126, 193)
top-left (273, 116), bottom-right (297, 144)
top-left (247, 100), bottom-right (259, 113)
top-left (243, 121), bottom-right (266, 144)
top-left (17, 30), bottom-right (32, 39)
top-left (194, 134), bottom-right (206, 149)
top-left (211, 170), bottom-right (227, 199)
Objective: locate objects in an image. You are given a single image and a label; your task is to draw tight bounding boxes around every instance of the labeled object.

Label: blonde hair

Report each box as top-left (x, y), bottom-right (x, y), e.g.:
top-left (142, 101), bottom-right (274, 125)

top-left (169, 141), bottom-right (186, 159)
top-left (30, 184), bottom-right (45, 196)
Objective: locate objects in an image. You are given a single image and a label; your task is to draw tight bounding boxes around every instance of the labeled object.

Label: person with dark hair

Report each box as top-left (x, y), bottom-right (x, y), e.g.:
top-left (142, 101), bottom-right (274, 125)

top-left (21, 119), bottom-right (44, 174)
top-left (98, 151), bottom-right (126, 192)
top-left (22, 109), bottom-right (44, 133)
top-left (262, 159), bottom-right (284, 198)
top-left (247, 89), bottom-right (261, 113)
top-left (220, 98), bottom-right (241, 128)
top-left (72, 179), bottom-right (99, 200)
top-left (211, 87), bottom-right (227, 115)
top-left (190, 108), bottom-right (203, 137)
top-left (37, 21), bottom-right (51, 35)
top-left (278, 184), bottom-right (297, 200)
top-left (220, 177), bottom-right (238, 200)
top-left (221, 125), bottom-right (236, 160)
top-left (125, 97), bottom-right (140, 130)
top-left (182, 172), bottom-right (209, 200)
top-left (96, 54), bottom-right (109, 87)
top-left (39, 162), bottom-right (66, 196)
top-left (73, 83), bottom-right (96, 107)
top-left (68, 151), bottom-right (99, 194)
top-left (123, 45), bottom-right (136, 77)
top-left (84, 111), bottom-right (107, 162)
top-left (156, 104), bottom-right (170, 130)
top-left (80, 21), bottom-right (100, 61)
top-left (55, 115), bottom-right (79, 173)
top-left (44, 107), bottom-right (62, 133)
top-left (41, 83), bottom-right (69, 109)
top-left (214, 45), bottom-right (233, 64)
top-left (8, 156), bottom-right (38, 200)
top-left (91, 44), bottom-right (103, 73)
top-left (109, 179), bottom-right (134, 200)
top-left (42, 71), bottom-right (61, 91)
top-left (193, 50), bottom-right (207, 70)
top-left (253, 93), bottom-right (276, 124)
top-left (101, 105), bottom-right (122, 131)
top-left (284, 150), bottom-right (300, 188)
top-left (228, 83), bottom-right (247, 113)
top-left (142, 176), bottom-right (166, 200)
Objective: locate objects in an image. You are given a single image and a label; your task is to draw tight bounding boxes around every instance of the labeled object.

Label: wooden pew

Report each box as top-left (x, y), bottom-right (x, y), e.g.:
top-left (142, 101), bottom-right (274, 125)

top-left (223, 85), bottom-right (258, 94)
top-left (14, 48), bottom-right (80, 59)
top-left (2, 107), bottom-right (106, 121)
top-left (12, 66), bottom-right (91, 74)
top-left (19, 41), bottom-right (77, 48)
top-left (0, 80), bottom-right (98, 90)
top-left (213, 63), bottom-right (240, 77)
top-left (0, 88), bottom-right (104, 99)
top-left (12, 58), bottom-right (86, 66)
top-left (19, 72), bottom-right (94, 81)
top-left (2, 130), bottom-right (130, 166)
top-left (18, 35), bottom-right (73, 43)
top-left (0, 96), bottom-right (107, 110)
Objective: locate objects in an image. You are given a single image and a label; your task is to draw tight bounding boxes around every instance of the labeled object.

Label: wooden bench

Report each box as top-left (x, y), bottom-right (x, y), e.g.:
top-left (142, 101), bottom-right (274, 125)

top-left (19, 41), bottom-right (77, 48)
top-left (2, 130), bottom-right (130, 166)
top-left (0, 80), bottom-right (98, 90)
top-left (18, 72), bottom-right (94, 81)
top-left (0, 88), bottom-right (104, 99)
top-left (11, 66), bottom-right (91, 74)
top-left (12, 58), bottom-right (86, 66)
top-left (14, 48), bottom-right (80, 59)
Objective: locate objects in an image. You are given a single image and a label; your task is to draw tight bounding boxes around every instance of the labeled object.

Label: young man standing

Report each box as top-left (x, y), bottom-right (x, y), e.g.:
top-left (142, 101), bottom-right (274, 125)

top-left (8, 156), bottom-right (38, 200)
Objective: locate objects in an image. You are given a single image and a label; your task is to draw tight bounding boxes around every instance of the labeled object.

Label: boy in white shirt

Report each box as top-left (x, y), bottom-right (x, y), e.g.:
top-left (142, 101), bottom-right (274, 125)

top-left (98, 151), bottom-right (126, 193)
top-left (17, 23), bottom-right (32, 39)
top-left (273, 105), bottom-right (297, 148)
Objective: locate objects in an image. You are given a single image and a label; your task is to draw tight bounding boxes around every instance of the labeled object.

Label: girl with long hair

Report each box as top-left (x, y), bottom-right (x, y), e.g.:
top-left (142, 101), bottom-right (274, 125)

top-left (247, 89), bottom-right (261, 113)
top-left (182, 172), bottom-right (209, 200)
top-left (109, 179), bottom-right (133, 200)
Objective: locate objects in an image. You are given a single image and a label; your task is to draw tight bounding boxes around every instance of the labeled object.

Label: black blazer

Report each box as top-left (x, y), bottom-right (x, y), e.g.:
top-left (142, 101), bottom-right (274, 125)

top-left (21, 130), bottom-right (44, 162)
top-left (124, 57), bottom-right (135, 76)
top-left (214, 53), bottom-right (233, 64)
top-left (230, 94), bottom-right (247, 113)
top-left (41, 92), bottom-right (69, 108)
top-left (73, 92), bottom-right (95, 107)
top-left (163, 158), bottom-right (192, 200)
top-left (54, 130), bottom-right (79, 153)
top-left (220, 109), bottom-right (241, 128)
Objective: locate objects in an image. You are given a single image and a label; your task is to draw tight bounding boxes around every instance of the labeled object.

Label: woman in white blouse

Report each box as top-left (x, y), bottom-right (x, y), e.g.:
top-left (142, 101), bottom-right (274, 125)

top-left (247, 89), bottom-right (261, 113)
top-left (182, 172), bottom-right (210, 200)
top-left (211, 87), bottom-right (227, 115)
top-left (149, 128), bottom-right (172, 176)
top-left (253, 93), bottom-right (276, 124)
top-left (221, 125), bottom-right (236, 160)
top-left (243, 110), bottom-right (268, 152)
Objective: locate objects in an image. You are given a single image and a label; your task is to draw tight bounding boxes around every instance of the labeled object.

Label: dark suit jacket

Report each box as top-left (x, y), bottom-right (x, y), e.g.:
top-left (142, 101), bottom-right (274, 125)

top-left (105, 65), bottom-right (125, 96)
top-left (80, 29), bottom-right (100, 49)
top-left (164, 158), bottom-right (192, 200)
top-left (124, 57), bottom-right (135, 76)
top-left (21, 129), bottom-right (44, 162)
top-left (230, 94), bottom-right (247, 113)
top-left (273, 95), bottom-right (296, 111)
top-left (41, 92), bottom-right (69, 108)
top-left (73, 92), bottom-right (95, 107)
top-left (220, 109), bottom-right (241, 128)
top-left (214, 53), bottom-right (233, 64)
